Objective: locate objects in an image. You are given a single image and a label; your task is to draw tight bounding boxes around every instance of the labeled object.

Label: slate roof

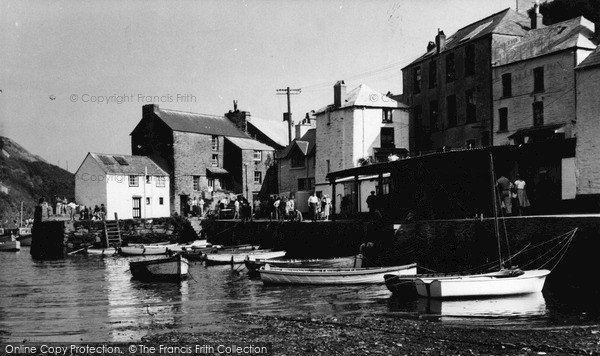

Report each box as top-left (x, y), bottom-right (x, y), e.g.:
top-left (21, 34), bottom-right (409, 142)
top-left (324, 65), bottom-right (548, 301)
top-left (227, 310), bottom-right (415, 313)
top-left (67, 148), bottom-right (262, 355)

top-left (405, 8), bottom-right (530, 68)
top-left (154, 107), bottom-right (248, 138)
top-left (577, 44), bottom-right (600, 70)
top-left (278, 128), bottom-right (316, 159)
top-left (495, 16), bottom-right (597, 66)
top-left (225, 137), bottom-right (275, 151)
top-left (86, 153), bottom-right (167, 176)
top-left (247, 117), bottom-right (290, 147)
top-left (314, 84), bottom-right (407, 115)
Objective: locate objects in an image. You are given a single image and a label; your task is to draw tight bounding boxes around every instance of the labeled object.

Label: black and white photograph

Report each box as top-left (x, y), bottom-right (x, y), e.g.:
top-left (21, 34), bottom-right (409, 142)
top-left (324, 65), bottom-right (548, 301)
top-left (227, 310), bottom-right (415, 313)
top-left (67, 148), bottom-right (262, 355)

top-left (1, 0), bottom-right (600, 354)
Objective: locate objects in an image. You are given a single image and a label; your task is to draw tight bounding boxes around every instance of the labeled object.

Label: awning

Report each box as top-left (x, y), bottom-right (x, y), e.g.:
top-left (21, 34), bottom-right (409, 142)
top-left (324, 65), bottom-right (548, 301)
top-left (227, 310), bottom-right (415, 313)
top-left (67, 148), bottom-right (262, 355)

top-left (508, 123), bottom-right (565, 139)
top-left (206, 167), bottom-right (230, 175)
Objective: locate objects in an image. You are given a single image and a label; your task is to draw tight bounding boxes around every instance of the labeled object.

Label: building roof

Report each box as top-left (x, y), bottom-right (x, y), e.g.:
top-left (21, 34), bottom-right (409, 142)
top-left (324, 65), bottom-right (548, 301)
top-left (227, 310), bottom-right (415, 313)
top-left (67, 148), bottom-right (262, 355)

top-left (278, 128), bottom-right (316, 159)
top-left (495, 16), bottom-right (597, 67)
top-left (314, 84), bottom-right (407, 115)
top-left (577, 43), bottom-right (600, 70)
top-left (85, 153), bottom-right (168, 176)
top-left (247, 116), bottom-right (290, 147)
top-left (405, 8), bottom-right (530, 68)
top-left (225, 137), bottom-right (275, 151)
top-left (153, 107), bottom-right (248, 138)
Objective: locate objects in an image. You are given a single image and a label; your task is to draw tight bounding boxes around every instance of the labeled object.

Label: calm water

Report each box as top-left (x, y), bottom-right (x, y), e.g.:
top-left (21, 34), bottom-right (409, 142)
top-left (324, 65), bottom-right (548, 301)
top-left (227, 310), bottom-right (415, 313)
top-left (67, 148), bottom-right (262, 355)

top-left (1, 247), bottom-right (599, 342)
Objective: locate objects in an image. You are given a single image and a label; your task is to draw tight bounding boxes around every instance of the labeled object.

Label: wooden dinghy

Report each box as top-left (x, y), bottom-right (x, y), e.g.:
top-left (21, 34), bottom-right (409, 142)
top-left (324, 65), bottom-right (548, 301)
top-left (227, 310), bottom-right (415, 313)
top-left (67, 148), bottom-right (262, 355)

top-left (259, 263), bottom-right (417, 285)
top-left (0, 238), bottom-right (20, 252)
top-left (415, 269), bottom-right (550, 299)
top-left (129, 254), bottom-right (189, 282)
top-left (245, 255), bottom-right (363, 275)
top-left (119, 243), bottom-right (179, 256)
top-left (204, 249), bottom-right (287, 266)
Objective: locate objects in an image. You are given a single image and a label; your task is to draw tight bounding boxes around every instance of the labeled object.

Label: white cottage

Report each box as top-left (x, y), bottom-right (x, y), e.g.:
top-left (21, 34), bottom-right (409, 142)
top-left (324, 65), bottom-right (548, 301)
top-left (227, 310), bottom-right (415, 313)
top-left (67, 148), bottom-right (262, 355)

top-left (75, 153), bottom-right (170, 220)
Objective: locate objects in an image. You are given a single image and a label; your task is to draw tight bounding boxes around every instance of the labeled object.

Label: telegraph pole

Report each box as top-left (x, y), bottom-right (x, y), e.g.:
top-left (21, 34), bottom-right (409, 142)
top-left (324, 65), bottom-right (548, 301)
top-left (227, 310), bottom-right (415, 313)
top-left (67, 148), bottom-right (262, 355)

top-left (276, 87), bottom-right (301, 144)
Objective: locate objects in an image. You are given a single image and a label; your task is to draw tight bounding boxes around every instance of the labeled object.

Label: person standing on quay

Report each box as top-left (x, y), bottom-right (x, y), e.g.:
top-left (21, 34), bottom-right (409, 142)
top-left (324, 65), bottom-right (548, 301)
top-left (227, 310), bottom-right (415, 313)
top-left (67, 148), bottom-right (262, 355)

top-left (514, 175), bottom-right (530, 216)
top-left (366, 191), bottom-right (377, 213)
top-left (308, 192), bottom-right (319, 222)
top-left (496, 175), bottom-right (512, 215)
top-left (233, 198), bottom-right (240, 219)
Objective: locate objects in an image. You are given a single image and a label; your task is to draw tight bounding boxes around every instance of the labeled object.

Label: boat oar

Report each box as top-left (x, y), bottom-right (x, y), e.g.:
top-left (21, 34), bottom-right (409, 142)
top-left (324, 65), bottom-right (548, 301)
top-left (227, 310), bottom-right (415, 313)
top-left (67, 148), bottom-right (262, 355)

top-left (67, 246), bottom-right (89, 256)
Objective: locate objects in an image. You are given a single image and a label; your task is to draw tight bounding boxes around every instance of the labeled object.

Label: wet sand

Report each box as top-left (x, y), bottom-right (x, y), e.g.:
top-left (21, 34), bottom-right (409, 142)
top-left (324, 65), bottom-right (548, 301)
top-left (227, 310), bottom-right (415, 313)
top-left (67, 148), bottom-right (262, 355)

top-left (144, 313), bottom-right (600, 355)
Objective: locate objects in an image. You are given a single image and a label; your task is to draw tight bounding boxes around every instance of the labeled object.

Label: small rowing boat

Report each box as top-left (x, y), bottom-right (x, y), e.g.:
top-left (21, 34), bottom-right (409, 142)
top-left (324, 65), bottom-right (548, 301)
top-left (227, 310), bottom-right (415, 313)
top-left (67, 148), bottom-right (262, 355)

top-left (259, 263), bottom-right (417, 285)
top-left (245, 255), bottom-right (363, 275)
top-left (204, 249), bottom-right (287, 266)
top-left (130, 254), bottom-right (189, 282)
top-left (0, 237), bottom-right (20, 252)
top-left (119, 243), bottom-right (179, 256)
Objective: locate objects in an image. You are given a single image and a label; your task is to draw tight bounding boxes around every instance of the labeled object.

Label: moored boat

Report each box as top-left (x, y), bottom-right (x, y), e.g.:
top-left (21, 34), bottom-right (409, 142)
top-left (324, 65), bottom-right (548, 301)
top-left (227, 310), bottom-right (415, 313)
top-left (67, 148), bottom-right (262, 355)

top-left (170, 239), bottom-right (211, 252)
top-left (245, 255), bottom-right (363, 275)
top-left (86, 247), bottom-right (119, 256)
top-left (129, 254), bottom-right (189, 281)
top-left (259, 263), bottom-right (417, 285)
top-left (415, 269), bottom-right (550, 299)
top-left (0, 238), bottom-right (20, 252)
top-left (17, 227), bottom-right (32, 246)
top-left (204, 249), bottom-right (286, 265)
top-left (119, 243), bottom-right (179, 256)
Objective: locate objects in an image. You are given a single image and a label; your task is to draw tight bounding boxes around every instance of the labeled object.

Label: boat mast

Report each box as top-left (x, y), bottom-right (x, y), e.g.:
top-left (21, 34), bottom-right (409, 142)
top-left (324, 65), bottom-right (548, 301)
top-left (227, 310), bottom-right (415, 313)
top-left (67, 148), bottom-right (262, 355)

top-left (489, 152), bottom-right (503, 270)
top-left (20, 202), bottom-right (23, 228)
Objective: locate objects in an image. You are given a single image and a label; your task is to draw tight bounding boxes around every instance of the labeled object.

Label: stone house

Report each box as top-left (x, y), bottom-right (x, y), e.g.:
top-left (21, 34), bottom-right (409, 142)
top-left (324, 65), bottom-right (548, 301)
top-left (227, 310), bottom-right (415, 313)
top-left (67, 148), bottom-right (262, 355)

top-left (401, 8), bottom-right (531, 154)
top-left (74, 152), bottom-right (170, 219)
top-left (575, 46), bottom-right (600, 208)
top-left (130, 104), bottom-right (275, 215)
top-left (313, 81), bottom-right (409, 213)
top-left (276, 127), bottom-right (316, 212)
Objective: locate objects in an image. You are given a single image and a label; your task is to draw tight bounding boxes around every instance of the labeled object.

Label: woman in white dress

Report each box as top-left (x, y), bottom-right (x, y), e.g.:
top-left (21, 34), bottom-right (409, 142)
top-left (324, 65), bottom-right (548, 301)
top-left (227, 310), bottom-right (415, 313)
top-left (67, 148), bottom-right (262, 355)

top-left (514, 176), bottom-right (530, 215)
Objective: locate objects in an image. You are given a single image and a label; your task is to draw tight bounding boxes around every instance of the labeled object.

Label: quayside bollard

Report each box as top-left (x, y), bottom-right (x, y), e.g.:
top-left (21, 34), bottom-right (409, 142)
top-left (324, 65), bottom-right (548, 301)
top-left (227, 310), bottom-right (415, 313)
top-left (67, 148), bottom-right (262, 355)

top-left (30, 220), bottom-right (65, 260)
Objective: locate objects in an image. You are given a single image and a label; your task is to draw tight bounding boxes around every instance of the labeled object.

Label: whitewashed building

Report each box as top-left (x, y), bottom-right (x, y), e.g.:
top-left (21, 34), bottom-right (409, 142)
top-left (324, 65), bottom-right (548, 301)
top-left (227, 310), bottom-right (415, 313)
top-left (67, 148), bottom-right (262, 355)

top-left (313, 81), bottom-right (409, 213)
top-left (75, 153), bottom-right (170, 219)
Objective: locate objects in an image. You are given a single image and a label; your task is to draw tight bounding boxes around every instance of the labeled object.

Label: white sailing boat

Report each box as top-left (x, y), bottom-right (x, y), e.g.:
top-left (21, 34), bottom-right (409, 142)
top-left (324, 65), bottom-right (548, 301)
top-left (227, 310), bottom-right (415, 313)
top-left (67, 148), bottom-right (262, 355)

top-left (415, 152), bottom-right (571, 299)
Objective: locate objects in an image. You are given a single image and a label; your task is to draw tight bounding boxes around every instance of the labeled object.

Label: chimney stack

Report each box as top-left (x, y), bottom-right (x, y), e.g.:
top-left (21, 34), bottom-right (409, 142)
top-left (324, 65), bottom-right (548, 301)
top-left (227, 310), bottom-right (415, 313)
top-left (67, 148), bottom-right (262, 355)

top-left (334, 80), bottom-right (346, 108)
top-left (143, 104), bottom-right (158, 118)
top-left (530, 0), bottom-right (543, 29)
top-left (435, 29), bottom-right (446, 53)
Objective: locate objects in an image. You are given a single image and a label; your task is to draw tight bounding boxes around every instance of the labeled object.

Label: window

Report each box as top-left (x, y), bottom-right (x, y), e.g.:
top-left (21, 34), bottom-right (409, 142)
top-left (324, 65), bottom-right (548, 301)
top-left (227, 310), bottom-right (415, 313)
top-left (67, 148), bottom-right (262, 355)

top-left (465, 45), bottom-right (475, 76)
top-left (429, 60), bottom-right (437, 88)
top-left (380, 127), bottom-right (395, 148)
top-left (430, 100), bottom-right (439, 131)
top-left (146, 175), bottom-right (151, 184)
top-left (129, 175), bottom-right (139, 187)
top-left (498, 108), bottom-right (508, 131)
top-left (253, 151), bottom-right (262, 161)
top-left (211, 135), bottom-right (218, 151)
top-left (291, 152), bottom-right (305, 168)
top-left (146, 197), bottom-right (151, 205)
top-left (533, 101), bottom-right (544, 126)
top-left (446, 53), bottom-right (456, 82)
top-left (193, 175), bottom-right (200, 191)
top-left (159, 197), bottom-right (164, 205)
top-left (298, 178), bottom-right (314, 191)
top-left (156, 176), bottom-right (166, 187)
top-left (326, 159), bottom-right (330, 173)
top-left (466, 89), bottom-right (476, 123)
top-left (211, 154), bottom-right (218, 166)
top-left (414, 105), bottom-right (423, 132)
top-left (254, 171), bottom-right (262, 184)
top-left (446, 95), bottom-right (457, 128)
top-left (208, 178), bottom-right (214, 189)
top-left (132, 197), bottom-right (141, 218)
top-left (413, 66), bottom-right (422, 93)
top-left (502, 73), bottom-right (512, 97)
top-left (382, 109), bottom-right (393, 123)
top-left (533, 66), bottom-right (544, 92)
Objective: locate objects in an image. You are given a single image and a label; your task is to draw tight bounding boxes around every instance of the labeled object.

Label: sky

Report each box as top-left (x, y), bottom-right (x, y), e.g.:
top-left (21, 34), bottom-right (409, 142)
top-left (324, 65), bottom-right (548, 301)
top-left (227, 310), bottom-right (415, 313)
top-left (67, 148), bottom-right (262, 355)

top-left (1, 0), bottom-right (532, 172)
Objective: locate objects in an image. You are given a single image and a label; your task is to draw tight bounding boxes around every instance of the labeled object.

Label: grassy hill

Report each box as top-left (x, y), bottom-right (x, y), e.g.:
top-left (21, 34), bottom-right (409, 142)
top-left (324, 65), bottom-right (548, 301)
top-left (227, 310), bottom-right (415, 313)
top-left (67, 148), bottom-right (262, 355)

top-left (0, 136), bottom-right (74, 227)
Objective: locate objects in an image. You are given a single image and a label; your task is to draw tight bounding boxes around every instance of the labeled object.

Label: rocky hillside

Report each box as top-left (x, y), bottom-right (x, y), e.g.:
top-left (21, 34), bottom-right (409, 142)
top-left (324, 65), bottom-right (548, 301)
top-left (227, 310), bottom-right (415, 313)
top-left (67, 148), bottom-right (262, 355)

top-left (0, 136), bottom-right (74, 227)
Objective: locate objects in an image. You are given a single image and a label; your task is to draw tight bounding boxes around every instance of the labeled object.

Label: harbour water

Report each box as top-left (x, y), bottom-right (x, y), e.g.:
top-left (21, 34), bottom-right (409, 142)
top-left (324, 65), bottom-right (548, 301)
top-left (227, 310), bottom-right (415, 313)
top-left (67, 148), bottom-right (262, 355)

top-left (0, 247), bottom-right (599, 343)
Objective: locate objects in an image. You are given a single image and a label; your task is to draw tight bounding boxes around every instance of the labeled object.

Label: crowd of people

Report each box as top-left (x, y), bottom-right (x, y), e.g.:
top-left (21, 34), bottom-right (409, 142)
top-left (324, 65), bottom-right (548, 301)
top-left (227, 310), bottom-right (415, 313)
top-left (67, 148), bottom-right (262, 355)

top-left (35, 196), bottom-right (107, 222)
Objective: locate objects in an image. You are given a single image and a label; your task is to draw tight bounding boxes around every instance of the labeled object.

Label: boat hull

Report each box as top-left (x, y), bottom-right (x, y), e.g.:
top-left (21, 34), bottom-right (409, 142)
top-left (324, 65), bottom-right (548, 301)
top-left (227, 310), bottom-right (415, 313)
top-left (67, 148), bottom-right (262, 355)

top-left (205, 250), bottom-right (286, 265)
top-left (130, 255), bottom-right (189, 282)
top-left (119, 244), bottom-right (179, 256)
top-left (86, 247), bottom-right (118, 256)
top-left (415, 269), bottom-right (550, 298)
top-left (259, 263), bottom-right (417, 285)
top-left (0, 240), bottom-right (20, 252)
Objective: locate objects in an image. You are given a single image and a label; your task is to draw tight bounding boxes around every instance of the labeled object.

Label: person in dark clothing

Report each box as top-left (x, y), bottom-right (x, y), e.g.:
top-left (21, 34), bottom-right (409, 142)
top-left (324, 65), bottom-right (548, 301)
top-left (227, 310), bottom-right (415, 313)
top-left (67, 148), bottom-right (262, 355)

top-left (366, 191), bottom-right (377, 213)
top-left (34, 198), bottom-right (44, 223)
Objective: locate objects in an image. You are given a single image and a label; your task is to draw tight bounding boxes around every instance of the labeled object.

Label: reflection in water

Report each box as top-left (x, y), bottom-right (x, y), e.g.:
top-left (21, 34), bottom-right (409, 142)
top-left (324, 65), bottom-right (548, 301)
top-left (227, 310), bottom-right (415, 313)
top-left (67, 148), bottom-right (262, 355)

top-left (1, 248), bottom-right (599, 343)
top-left (418, 293), bottom-right (547, 320)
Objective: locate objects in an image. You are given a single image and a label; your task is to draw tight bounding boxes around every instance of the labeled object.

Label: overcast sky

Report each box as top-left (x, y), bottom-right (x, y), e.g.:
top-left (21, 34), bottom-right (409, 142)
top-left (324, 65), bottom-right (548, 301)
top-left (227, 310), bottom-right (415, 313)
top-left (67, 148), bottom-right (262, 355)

top-left (1, 0), bottom-right (531, 172)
